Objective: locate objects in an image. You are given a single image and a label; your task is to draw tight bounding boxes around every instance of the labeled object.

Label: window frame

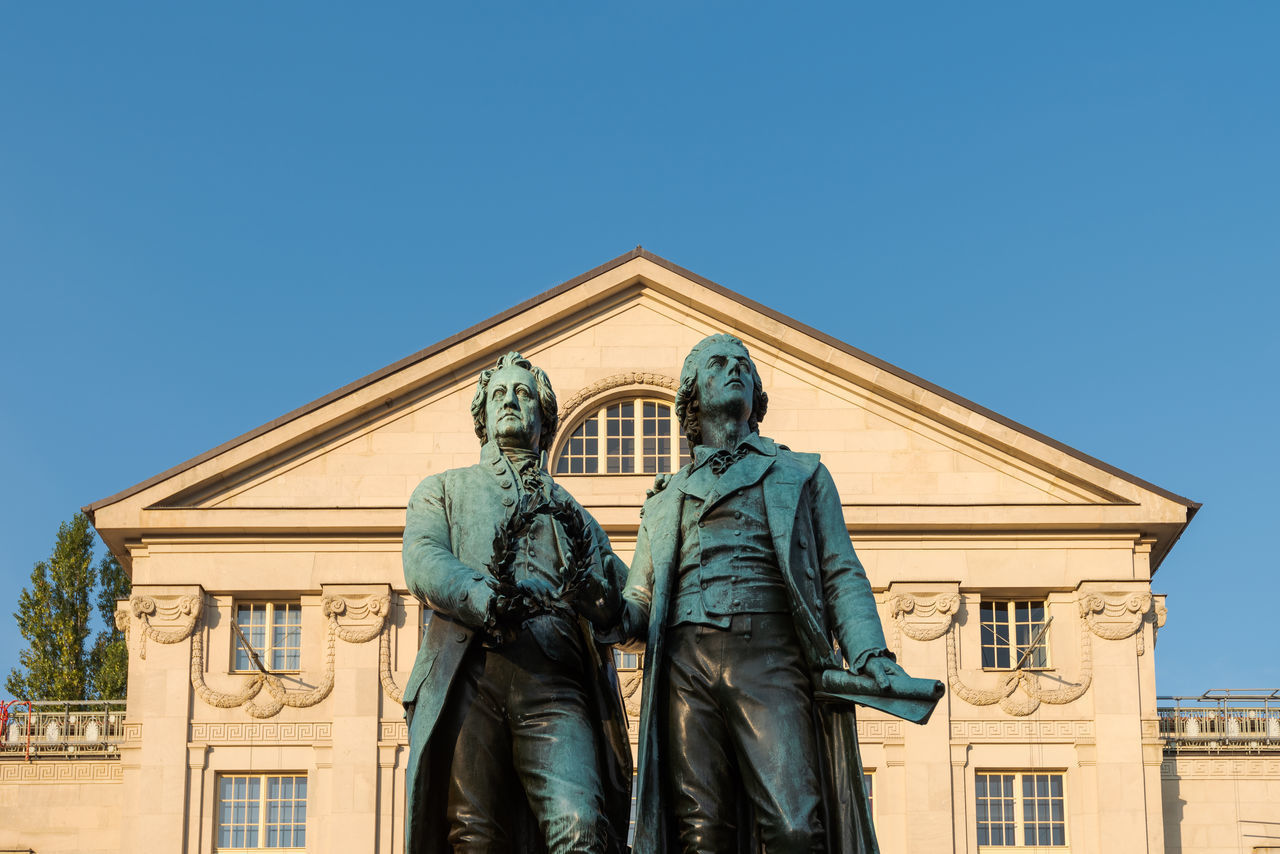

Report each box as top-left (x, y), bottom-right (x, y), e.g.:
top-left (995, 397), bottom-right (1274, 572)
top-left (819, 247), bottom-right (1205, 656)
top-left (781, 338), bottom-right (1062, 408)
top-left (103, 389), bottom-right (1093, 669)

top-left (613, 648), bottom-right (642, 671)
top-left (214, 772), bottom-right (308, 851)
top-left (979, 600), bottom-right (1051, 671)
top-left (974, 770), bottom-right (1068, 850)
top-left (554, 396), bottom-right (691, 476)
top-left (231, 602), bottom-right (303, 674)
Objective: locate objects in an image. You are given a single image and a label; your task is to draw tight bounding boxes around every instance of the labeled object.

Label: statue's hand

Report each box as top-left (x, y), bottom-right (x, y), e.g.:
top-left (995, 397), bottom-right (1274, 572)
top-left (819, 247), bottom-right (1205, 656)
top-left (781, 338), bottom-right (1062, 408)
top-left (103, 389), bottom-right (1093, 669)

top-left (568, 568), bottom-right (622, 629)
top-left (514, 577), bottom-right (558, 610)
top-left (860, 655), bottom-right (908, 692)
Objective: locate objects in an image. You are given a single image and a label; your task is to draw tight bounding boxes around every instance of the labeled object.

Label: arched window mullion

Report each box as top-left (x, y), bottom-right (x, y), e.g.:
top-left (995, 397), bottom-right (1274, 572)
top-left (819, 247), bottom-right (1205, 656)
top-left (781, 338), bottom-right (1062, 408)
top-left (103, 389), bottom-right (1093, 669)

top-left (553, 395), bottom-right (691, 476)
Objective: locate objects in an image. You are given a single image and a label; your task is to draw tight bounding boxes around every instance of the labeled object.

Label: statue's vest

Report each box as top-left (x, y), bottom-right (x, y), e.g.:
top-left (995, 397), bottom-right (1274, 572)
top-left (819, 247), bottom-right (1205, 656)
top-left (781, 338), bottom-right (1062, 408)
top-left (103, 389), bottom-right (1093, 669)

top-left (672, 481), bottom-right (789, 626)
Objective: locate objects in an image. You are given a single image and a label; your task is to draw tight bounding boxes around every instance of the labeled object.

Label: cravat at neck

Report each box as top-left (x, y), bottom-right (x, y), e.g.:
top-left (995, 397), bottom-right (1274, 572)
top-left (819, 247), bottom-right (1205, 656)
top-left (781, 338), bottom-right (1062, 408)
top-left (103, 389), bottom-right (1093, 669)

top-left (707, 446), bottom-right (751, 477)
top-left (501, 447), bottom-right (546, 496)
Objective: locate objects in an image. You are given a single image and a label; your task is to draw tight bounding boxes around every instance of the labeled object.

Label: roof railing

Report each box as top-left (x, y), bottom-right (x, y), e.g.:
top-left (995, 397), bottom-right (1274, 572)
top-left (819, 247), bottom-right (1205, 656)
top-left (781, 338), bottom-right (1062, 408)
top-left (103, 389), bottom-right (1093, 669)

top-left (0, 699), bottom-right (126, 761)
top-left (1157, 691), bottom-right (1280, 754)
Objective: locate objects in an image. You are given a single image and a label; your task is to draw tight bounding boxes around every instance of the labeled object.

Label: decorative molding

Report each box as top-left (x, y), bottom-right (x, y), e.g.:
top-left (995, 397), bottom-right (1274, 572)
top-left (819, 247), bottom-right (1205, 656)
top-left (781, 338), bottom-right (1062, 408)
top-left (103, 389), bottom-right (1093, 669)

top-left (950, 720), bottom-right (1094, 742)
top-left (380, 721), bottom-right (408, 744)
top-left (885, 593), bottom-right (960, 654)
top-left (855, 719), bottom-right (904, 742)
top-left (324, 594), bottom-right (390, 644)
top-left (559, 373), bottom-right (679, 424)
top-left (188, 722), bottom-right (333, 745)
top-left (379, 621), bottom-right (403, 705)
top-left (1162, 758), bottom-right (1280, 778)
top-left (619, 670), bottom-right (643, 718)
top-left (119, 592), bottom-right (398, 719)
top-left (1078, 591), bottom-right (1165, 655)
top-left (129, 594), bottom-right (203, 659)
top-left (0, 761), bottom-right (123, 783)
top-left (945, 619), bottom-right (1092, 717)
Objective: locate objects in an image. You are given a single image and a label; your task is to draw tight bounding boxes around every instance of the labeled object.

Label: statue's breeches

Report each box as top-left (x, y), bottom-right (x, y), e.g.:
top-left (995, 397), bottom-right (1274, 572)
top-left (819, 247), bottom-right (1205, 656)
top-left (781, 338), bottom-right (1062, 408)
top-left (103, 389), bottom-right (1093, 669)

top-left (438, 638), bottom-right (608, 854)
top-left (665, 614), bottom-right (825, 854)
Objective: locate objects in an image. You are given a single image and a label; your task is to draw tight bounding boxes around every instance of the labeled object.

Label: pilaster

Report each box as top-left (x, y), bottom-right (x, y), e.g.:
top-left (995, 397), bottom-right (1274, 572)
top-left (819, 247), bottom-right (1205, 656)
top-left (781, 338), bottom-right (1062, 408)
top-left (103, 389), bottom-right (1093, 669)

top-left (118, 583), bottom-right (204, 853)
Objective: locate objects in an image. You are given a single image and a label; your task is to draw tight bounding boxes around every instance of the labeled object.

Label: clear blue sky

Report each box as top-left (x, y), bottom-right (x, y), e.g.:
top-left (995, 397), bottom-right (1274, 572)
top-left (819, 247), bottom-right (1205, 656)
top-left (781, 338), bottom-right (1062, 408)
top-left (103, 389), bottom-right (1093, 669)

top-left (1, 4), bottom-right (1276, 696)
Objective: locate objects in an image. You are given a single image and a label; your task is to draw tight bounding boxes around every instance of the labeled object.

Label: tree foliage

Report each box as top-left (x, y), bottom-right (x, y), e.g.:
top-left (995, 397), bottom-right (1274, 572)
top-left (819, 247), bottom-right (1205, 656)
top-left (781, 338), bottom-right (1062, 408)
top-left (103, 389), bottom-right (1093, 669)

top-left (89, 552), bottom-right (130, 699)
top-left (5, 513), bottom-right (131, 700)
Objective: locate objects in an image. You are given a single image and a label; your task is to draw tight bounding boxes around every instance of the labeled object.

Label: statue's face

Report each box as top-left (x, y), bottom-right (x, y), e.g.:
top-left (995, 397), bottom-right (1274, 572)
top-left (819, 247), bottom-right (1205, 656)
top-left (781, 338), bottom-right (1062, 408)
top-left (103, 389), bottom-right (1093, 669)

top-left (696, 339), bottom-right (755, 425)
top-left (484, 363), bottom-right (543, 452)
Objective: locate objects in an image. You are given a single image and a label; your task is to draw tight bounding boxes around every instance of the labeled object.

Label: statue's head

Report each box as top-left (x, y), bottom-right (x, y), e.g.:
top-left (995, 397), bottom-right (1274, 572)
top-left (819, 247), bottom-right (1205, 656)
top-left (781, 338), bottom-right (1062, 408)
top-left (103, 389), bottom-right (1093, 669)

top-left (675, 334), bottom-right (768, 446)
top-left (470, 352), bottom-right (559, 453)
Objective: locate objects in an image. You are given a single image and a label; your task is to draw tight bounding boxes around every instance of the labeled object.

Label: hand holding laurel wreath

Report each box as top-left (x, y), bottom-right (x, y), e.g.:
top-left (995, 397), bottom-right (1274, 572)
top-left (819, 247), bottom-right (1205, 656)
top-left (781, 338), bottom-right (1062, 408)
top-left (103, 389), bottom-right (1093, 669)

top-left (481, 491), bottom-right (614, 644)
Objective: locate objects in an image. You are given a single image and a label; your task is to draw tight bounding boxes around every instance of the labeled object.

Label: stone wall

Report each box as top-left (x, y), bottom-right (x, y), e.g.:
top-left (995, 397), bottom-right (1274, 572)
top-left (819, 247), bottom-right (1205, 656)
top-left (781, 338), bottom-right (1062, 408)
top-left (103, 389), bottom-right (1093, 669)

top-left (1162, 756), bottom-right (1280, 853)
top-left (0, 761), bottom-right (122, 854)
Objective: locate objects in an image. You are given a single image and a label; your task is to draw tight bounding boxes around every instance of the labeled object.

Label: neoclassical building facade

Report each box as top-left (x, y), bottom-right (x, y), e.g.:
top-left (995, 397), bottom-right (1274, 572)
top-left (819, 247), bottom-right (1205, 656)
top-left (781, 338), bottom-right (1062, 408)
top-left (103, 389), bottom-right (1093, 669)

top-left (3, 250), bottom-right (1274, 853)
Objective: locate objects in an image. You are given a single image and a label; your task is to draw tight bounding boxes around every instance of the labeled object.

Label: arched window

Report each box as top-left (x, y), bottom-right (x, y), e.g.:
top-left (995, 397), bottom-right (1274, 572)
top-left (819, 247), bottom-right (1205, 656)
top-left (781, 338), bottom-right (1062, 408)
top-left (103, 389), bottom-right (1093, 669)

top-left (555, 398), bottom-right (692, 475)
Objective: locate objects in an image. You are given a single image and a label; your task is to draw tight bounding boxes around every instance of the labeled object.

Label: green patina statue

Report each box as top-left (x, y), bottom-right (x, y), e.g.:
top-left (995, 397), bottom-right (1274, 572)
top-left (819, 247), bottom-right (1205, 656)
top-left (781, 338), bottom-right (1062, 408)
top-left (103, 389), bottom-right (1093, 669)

top-left (401, 352), bottom-right (632, 853)
top-left (620, 334), bottom-right (943, 854)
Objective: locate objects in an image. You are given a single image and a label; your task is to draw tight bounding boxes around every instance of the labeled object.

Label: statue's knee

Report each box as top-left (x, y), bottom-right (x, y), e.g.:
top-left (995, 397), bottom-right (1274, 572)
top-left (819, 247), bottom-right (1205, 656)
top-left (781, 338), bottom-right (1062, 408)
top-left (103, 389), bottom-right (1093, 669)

top-left (544, 808), bottom-right (605, 854)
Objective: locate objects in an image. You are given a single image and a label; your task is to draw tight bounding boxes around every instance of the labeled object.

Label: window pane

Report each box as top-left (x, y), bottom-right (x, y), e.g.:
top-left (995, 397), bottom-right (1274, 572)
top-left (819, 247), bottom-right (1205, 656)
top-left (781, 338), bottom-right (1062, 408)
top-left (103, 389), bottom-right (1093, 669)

top-left (1013, 600), bottom-right (1049, 667)
top-left (558, 415), bottom-right (600, 475)
top-left (981, 602), bottom-right (1008, 669)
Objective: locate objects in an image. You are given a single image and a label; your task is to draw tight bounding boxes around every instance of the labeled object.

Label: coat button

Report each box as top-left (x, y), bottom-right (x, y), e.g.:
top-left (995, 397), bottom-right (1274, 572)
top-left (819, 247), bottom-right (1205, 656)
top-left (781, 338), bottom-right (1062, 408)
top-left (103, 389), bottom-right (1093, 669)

top-left (734, 510), bottom-right (743, 520)
top-left (502, 496), bottom-right (514, 506)
top-left (799, 537), bottom-right (808, 549)
top-left (455, 631), bottom-right (467, 643)
top-left (732, 599), bottom-right (741, 607)
top-left (734, 530), bottom-right (742, 537)
top-left (499, 479), bottom-right (512, 489)
top-left (805, 567), bottom-right (816, 579)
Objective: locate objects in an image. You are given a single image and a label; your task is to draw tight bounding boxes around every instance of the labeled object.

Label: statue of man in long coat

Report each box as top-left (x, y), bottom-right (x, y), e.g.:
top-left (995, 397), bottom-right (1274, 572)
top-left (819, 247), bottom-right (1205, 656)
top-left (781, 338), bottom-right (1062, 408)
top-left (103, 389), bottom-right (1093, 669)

top-left (620, 334), bottom-right (941, 854)
top-left (402, 351), bottom-right (632, 853)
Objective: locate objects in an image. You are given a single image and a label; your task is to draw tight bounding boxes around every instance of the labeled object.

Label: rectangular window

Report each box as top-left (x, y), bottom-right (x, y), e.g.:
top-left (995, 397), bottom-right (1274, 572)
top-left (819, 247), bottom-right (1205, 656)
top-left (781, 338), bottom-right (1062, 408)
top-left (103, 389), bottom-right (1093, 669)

top-left (980, 601), bottom-right (1048, 670)
top-left (217, 774), bottom-right (307, 850)
top-left (976, 771), bottom-right (1066, 849)
top-left (613, 649), bottom-right (641, 671)
top-left (234, 603), bottom-right (301, 673)
top-left (863, 771), bottom-right (873, 817)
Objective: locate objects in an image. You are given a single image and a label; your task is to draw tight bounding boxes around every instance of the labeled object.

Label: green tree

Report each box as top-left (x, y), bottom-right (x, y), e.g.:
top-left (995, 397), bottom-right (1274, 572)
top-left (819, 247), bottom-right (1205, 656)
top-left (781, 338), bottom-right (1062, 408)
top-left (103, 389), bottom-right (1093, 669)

top-left (88, 552), bottom-right (130, 699)
top-left (6, 513), bottom-right (130, 700)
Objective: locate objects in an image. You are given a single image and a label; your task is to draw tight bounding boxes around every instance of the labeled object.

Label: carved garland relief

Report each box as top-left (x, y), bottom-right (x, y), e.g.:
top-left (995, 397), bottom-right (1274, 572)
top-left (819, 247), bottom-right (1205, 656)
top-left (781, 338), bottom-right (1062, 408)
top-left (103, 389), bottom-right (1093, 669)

top-left (888, 590), bottom-right (1167, 718)
top-left (1078, 592), bottom-right (1167, 655)
top-left (118, 587), bottom-right (1165, 720)
top-left (557, 373), bottom-right (679, 424)
top-left (118, 593), bottom-right (405, 719)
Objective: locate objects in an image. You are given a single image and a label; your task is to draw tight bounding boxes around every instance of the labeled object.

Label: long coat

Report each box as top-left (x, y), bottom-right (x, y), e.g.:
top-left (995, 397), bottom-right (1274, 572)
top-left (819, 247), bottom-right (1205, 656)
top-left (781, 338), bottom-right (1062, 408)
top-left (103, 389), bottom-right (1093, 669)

top-left (401, 441), bottom-right (633, 853)
top-left (624, 436), bottom-right (887, 854)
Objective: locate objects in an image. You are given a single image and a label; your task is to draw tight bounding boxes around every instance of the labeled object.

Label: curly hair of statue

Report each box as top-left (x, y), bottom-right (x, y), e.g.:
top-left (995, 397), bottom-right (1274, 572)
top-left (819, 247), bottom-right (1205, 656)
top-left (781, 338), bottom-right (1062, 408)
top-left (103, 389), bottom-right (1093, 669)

top-left (674, 333), bottom-right (769, 446)
top-left (469, 351), bottom-right (560, 444)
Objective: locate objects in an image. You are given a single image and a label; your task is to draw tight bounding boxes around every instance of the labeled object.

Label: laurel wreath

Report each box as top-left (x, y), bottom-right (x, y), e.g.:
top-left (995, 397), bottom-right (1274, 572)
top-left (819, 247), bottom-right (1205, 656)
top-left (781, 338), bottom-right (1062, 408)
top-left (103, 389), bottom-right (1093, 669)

top-left (481, 491), bottom-right (598, 644)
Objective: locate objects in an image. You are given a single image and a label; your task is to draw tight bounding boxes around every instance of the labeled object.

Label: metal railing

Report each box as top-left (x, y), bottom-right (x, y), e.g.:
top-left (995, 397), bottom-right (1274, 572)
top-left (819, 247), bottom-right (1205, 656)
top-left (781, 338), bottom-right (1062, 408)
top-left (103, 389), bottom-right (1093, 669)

top-left (1158, 690), bottom-right (1280, 754)
top-left (0, 700), bottom-right (127, 761)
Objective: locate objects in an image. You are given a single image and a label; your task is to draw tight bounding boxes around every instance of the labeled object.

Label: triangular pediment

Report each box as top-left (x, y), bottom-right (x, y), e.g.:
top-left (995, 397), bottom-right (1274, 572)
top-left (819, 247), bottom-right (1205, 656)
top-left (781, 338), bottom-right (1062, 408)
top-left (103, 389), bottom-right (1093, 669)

top-left (87, 249), bottom-right (1196, 569)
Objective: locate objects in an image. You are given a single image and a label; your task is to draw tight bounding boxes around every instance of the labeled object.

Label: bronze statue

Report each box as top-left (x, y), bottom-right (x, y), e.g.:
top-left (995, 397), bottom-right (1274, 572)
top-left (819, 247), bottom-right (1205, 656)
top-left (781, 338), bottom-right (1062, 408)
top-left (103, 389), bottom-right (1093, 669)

top-left (621, 334), bottom-right (942, 853)
top-left (401, 352), bottom-right (632, 853)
